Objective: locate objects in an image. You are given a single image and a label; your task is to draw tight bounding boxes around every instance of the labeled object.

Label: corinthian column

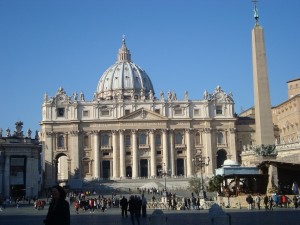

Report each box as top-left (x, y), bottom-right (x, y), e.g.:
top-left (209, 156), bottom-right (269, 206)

top-left (229, 128), bottom-right (237, 162)
top-left (70, 131), bottom-right (80, 179)
top-left (93, 131), bottom-right (100, 179)
top-left (204, 127), bottom-right (213, 176)
top-left (149, 129), bottom-right (156, 177)
top-left (119, 130), bottom-right (126, 178)
top-left (162, 129), bottom-right (169, 170)
top-left (112, 130), bottom-right (119, 178)
top-left (169, 130), bottom-right (175, 177)
top-left (186, 129), bottom-right (193, 177)
top-left (132, 130), bottom-right (138, 178)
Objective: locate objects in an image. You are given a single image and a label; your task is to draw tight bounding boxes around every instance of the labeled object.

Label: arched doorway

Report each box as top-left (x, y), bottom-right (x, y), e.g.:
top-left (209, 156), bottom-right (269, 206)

top-left (126, 166), bottom-right (132, 178)
top-left (156, 165), bottom-right (162, 177)
top-left (140, 159), bottom-right (148, 177)
top-left (57, 154), bottom-right (69, 185)
top-left (217, 149), bottom-right (227, 168)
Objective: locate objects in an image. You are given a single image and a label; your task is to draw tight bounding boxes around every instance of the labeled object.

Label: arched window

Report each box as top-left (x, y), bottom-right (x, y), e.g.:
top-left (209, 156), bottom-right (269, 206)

top-left (155, 134), bottom-right (161, 146)
top-left (175, 132), bottom-right (183, 144)
top-left (217, 132), bottom-right (224, 144)
top-left (216, 149), bottom-right (227, 168)
top-left (139, 133), bottom-right (147, 145)
top-left (101, 134), bottom-right (109, 146)
top-left (57, 134), bottom-right (64, 148)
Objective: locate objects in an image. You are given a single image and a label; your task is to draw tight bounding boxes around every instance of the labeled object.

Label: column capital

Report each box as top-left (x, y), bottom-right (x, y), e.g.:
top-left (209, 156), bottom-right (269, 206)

top-left (203, 128), bottom-right (212, 133)
top-left (69, 130), bottom-right (80, 136)
top-left (229, 128), bottom-right (237, 133)
top-left (111, 130), bottom-right (118, 135)
top-left (149, 129), bottom-right (156, 134)
top-left (91, 130), bottom-right (99, 135)
top-left (46, 131), bottom-right (54, 137)
top-left (131, 129), bottom-right (137, 134)
top-left (185, 128), bottom-right (193, 133)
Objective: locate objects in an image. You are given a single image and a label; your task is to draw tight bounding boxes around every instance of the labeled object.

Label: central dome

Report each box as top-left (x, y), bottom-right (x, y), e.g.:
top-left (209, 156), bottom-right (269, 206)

top-left (96, 38), bottom-right (155, 100)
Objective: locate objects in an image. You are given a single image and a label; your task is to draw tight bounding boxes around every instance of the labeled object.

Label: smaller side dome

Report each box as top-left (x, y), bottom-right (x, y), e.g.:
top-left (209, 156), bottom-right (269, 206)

top-left (222, 159), bottom-right (240, 167)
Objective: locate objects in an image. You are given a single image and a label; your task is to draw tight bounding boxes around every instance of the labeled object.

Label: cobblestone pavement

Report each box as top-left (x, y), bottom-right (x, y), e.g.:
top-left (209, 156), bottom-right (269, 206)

top-left (1, 204), bottom-right (300, 225)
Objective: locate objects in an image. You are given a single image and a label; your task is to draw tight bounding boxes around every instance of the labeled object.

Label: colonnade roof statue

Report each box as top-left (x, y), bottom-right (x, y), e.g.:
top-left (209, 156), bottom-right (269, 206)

top-left (96, 35), bottom-right (155, 101)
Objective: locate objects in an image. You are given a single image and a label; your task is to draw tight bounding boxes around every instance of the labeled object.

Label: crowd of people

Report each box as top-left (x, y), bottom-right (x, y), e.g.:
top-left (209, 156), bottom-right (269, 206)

top-left (245, 193), bottom-right (298, 210)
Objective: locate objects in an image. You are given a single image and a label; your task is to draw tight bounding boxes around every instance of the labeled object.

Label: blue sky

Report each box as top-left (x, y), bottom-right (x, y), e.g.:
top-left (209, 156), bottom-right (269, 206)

top-left (0, 0), bottom-right (299, 133)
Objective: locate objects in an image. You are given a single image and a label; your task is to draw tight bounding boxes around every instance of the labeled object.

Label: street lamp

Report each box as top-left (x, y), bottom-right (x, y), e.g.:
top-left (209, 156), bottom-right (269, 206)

top-left (158, 163), bottom-right (171, 194)
top-left (192, 154), bottom-right (210, 199)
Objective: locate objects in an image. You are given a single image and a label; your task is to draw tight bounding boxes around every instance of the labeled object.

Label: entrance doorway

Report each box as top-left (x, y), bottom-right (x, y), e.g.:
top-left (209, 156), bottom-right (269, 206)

top-left (140, 159), bottom-right (148, 177)
top-left (176, 158), bottom-right (184, 176)
top-left (217, 149), bottom-right (227, 168)
top-left (102, 161), bottom-right (110, 178)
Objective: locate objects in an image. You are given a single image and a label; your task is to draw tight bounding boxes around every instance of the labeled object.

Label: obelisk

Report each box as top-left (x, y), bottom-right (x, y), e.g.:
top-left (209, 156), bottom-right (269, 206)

top-left (252, 2), bottom-right (274, 146)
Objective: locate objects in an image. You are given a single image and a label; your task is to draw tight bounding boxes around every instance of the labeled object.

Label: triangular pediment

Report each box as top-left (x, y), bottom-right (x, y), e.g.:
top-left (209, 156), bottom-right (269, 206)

top-left (119, 108), bottom-right (168, 121)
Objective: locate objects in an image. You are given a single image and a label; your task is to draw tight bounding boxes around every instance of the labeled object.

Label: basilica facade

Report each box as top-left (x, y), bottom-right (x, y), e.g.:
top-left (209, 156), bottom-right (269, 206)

top-left (41, 39), bottom-right (238, 188)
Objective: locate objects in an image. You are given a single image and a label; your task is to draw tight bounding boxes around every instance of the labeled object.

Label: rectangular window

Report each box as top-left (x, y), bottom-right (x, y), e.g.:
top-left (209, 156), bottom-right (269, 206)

top-left (84, 135), bottom-right (89, 148)
top-left (125, 110), bottom-right (130, 115)
top-left (174, 108), bottom-right (182, 115)
top-left (194, 109), bottom-right (200, 115)
top-left (125, 135), bottom-right (131, 146)
top-left (103, 152), bottom-right (109, 156)
top-left (177, 150), bottom-right (183, 154)
top-left (57, 108), bottom-right (65, 117)
top-left (156, 151), bottom-right (161, 155)
top-left (216, 106), bottom-right (223, 114)
top-left (83, 162), bottom-right (89, 173)
top-left (101, 110), bottom-right (110, 116)
top-left (83, 110), bottom-right (89, 117)
top-left (155, 109), bottom-right (160, 114)
top-left (126, 152), bottom-right (131, 156)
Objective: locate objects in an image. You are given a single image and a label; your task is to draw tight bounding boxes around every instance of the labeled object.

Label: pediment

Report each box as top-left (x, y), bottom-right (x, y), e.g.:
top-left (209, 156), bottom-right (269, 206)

top-left (119, 108), bottom-right (168, 121)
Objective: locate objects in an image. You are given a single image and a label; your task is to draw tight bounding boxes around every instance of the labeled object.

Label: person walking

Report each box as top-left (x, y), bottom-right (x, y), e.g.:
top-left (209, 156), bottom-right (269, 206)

top-left (43, 185), bottom-right (70, 225)
top-left (246, 194), bottom-right (253, 210)
top-left (141, 194), bottom-right (147, 217)
top-left (128, 195), bottom-right (136, 225)
top-left (134, 196), bottom-right (142, 225)
top-left (269, 196), bottom-right (274, 211)
top-left (120, 196), bottom-right (128, 218)
top-left (263, 195), bottom-right (269, 210)
top-left (74, 200), bottom-right (80, 214)
top-left (255, 194), bottom-right (261, 210)
top-left (293, 195), bottom-right (298, 209)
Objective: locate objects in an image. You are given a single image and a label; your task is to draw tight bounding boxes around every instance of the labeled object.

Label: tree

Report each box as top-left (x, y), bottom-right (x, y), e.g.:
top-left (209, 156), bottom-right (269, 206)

top-left (207, 175), bottom-right (223, 194)
top-left (187, 177), bottom-right (201, 195)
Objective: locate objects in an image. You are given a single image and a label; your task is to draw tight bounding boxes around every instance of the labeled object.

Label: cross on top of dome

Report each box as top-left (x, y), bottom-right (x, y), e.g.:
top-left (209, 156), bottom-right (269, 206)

top-left (118, 35), bottom-right (131, 62)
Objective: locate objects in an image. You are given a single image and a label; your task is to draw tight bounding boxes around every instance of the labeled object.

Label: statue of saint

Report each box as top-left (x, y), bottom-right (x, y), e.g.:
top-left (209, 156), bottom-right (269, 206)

top-left (27, 129), bottom-right (32, 138)
top-left (73, 92), bottom-right (78, 101)
top-left (80, 92), bottom-right (85, 101)
top-left (184, 91), bottom-right (188, 100)
top-left (160, 91), bottom-right (164, 101)
top-left (6, 128), bottom-right (11, 137)
top-left (43, 93), bottom-right (48, 103)
top-left (149, 90), bottom-right (153, 100)
top-left (204, 90), bottom-right (209, 100)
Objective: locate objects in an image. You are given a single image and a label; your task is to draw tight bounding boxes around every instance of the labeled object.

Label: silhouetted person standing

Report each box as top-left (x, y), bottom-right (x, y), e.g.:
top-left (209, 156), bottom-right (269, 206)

top-left (44, 185), bottom-right (70, 225)
top-left (120, 196), bottom-right (128, 218)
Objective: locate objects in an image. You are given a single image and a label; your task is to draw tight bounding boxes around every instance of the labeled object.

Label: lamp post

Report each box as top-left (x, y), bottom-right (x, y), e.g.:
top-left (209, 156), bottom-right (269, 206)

top-left (158, 163), bottom-right (171, 194)
top-left (192, 154), bottom-right (210, 199)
